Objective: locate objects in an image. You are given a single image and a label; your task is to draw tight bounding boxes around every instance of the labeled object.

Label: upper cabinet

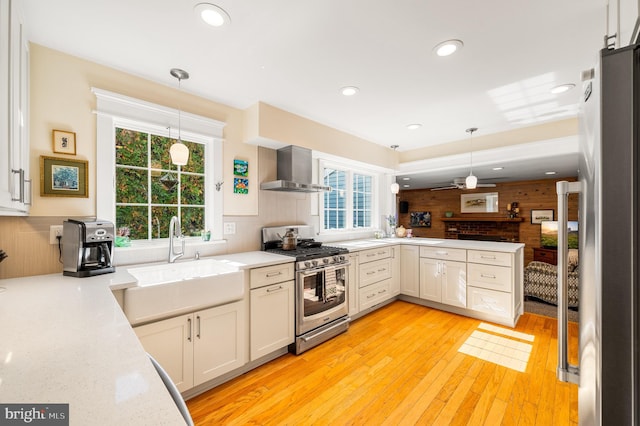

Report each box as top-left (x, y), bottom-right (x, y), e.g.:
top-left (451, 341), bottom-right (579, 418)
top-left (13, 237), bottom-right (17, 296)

top-left (0, 0), bottom-right (30, 215)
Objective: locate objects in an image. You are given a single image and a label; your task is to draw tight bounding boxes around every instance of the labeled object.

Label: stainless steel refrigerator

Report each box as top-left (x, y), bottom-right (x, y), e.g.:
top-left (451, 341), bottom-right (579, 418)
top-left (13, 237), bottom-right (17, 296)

top-left (556, 42), bottom-right (639, 424)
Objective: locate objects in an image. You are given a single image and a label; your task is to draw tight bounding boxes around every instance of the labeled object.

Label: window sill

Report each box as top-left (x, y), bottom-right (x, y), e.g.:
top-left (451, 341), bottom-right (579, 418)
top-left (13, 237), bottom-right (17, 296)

top-left (113, 238), bottom-right (228, 266)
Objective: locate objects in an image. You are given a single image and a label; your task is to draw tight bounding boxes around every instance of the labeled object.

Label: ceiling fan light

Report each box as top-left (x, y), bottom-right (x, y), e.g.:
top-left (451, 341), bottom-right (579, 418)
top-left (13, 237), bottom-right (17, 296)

top-left (170, 142), bottom-right (189, 166)
top-left (465, 174), bottom-right (478, 189)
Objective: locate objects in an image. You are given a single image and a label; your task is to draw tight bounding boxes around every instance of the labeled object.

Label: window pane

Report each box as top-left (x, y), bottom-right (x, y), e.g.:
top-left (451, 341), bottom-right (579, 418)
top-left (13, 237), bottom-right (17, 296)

top-left (150, 135), bottom-right (177, 171)
top-left (116, 128), bottom-right (147, 167)
top-left (151, 206), bottom-right (178, 239)
top-left (152, 172), bottom-right (179, 204)
top-left (353, 174), bottom-right (372, 228)
top-left (116, 206), bottom-right (148, 240)
top-left (182, 141), bottom-right (205, 174)
top-left (181, 174), bottom-right (205, 205)
top-left (116, 168), bottom-right (148, 203)
top-left (182, 207), bottom-right (204, 236)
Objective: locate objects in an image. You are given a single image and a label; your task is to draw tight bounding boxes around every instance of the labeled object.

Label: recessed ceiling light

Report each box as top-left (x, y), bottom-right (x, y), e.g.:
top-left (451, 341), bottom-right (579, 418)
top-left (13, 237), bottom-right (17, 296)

top-left (433, 39), bottom-right (463, 57)
top-left (195, 3), bottom-right (231, 27)
top-left (550, 84), bottom-right (576, 94)
top-left (341, 86), bottom-right (359, 96)
top-left (406, 123), bottom-right (422, 130)
top-left (545, 171), bottom-right (557, 175)
top-left (492, 167), bottom-right (504, 171)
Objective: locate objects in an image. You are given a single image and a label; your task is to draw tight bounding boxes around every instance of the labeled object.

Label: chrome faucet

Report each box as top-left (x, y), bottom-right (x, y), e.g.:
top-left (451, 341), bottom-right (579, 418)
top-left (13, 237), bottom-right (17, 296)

top-left (168, 215), bottom-right (185, 263)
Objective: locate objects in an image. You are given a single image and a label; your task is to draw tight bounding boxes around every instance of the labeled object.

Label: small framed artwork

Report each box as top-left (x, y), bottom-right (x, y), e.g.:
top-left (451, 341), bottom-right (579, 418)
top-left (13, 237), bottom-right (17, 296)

top-left (531, 209), bottom-right (554, 224)
top-left (234, 159), bottom-right (248, 176)
top-left (52, 129), bottom-right (76, 155)
top-left (40, 156), bottom-right (88, 198)
top-left (461, 192), bottom-right (499, 213)
top-left (410, 211), bottom-right (432, 227)
top-left (233, 177), bottom-right (248, 194)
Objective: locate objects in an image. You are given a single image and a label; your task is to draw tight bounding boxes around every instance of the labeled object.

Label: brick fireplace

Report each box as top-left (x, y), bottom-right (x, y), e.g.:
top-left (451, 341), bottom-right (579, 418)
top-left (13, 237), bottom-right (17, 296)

top-left (443, 218), bottom-right (521, 242)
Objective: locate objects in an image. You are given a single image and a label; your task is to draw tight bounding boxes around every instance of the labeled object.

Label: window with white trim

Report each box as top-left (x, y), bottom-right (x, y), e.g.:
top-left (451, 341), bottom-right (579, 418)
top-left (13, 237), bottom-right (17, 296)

top-left (322, 163), bottom-right (377, 231)
top-left (94, 88), bottom-right (225, 244)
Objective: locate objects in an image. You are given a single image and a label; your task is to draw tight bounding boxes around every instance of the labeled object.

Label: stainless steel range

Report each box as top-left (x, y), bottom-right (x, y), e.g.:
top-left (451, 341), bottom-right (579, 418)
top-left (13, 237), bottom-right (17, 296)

top-left (262, 225), bottom-right (350, 354)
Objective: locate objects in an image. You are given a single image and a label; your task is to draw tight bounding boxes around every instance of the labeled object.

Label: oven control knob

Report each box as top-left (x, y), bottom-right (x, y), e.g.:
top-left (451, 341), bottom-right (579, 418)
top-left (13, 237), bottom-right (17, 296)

top-left (323, 258), bottom-right (330, 264)
top-left (312, 260), bottom-right (319, 267)
top-left (304, 261), bottom-right (311, 268)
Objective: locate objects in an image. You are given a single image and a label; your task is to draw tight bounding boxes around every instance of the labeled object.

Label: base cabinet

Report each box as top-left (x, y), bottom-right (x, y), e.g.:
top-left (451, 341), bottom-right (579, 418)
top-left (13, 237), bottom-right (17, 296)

top-left (250, 280), bottom-right (294, 360)
top-left (249, 263), bottom-right (295, 361)
top-left (400, 245), bottom-right (419, 297)
top-left (134, 301), bottom-right (245, 393)
top-left (358, 246), bottom-right (394, 311)
top-left (419, 258), bottom-right (466, 308)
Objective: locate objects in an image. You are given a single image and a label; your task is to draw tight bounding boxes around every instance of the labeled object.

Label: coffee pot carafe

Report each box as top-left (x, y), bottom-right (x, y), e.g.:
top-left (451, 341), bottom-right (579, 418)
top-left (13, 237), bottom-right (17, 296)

top-left (62, 219), bottom-right (115, 277)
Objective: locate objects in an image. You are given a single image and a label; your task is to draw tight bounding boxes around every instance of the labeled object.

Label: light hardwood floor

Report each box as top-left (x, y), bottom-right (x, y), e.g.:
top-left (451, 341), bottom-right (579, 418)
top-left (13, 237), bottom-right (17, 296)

top-left (187, 301), bottom-right (579, 425)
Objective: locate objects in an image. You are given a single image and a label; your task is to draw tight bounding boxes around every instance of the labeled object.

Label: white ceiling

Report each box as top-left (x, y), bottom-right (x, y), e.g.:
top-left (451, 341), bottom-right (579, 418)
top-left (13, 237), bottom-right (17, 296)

top-left (22, 0), bottom-right (605, 187)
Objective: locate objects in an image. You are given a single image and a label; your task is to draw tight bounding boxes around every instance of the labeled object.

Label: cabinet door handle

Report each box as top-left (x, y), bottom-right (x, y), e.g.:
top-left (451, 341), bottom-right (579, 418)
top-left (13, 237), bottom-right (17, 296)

top-left (481, 255), bottom-right (496, 260)
top-left (11, 169), bottom-right (24, 203)
top-left (196, 315), bottom-right (201, 339)
top-left (481, 274), bottom-right (496, 279)
top-left (366, 253), bottom-right (376, 257)
top-left (366, 271), bottom-right (376, 275)
top-left (187, 317), bottom-right (192, 342)
top-left (24, 178), bottom-right (32, 206)
top-left (377, 268), bottom-right (387, 272)
top-left (378, 289), bottom-right (387, 294)
top-left (436, 251), bottom-right (448, 256)
top-left (367, 294), bottom-right (376, 299)
top-left (266, 271), bottom-right (283, 277)
top-left (267, 285), bottom-right (283, 293)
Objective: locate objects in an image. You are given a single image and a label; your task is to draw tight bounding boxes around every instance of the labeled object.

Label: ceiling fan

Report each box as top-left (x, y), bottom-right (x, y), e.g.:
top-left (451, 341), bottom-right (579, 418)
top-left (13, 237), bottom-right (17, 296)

top-left (430, 177), bottom-right (497, 191)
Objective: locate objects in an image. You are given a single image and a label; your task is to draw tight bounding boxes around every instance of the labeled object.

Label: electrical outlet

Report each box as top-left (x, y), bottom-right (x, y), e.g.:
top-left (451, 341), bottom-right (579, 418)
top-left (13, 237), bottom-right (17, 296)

top-left (49, 225), bottom-right (63, 244)
top-left (223, 222), bottom-right (236, 235)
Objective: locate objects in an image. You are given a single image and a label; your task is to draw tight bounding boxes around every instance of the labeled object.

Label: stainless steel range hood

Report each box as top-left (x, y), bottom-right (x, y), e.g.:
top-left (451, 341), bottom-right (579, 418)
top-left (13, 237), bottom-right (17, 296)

top-left (260, 146), bottom-right (331, 192)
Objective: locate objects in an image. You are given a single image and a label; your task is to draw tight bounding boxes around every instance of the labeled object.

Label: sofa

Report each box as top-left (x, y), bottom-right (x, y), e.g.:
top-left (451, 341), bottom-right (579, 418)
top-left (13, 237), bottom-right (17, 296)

top-left (523, 249), bottom-right (579, 308)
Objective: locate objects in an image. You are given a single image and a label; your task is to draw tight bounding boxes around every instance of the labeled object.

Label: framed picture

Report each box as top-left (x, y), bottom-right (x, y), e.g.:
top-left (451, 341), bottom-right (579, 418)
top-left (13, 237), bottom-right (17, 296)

top-left (233, 177), bottom-right (248, 194)
top-left (460, 192), bottom-right (499, 213)
top-left (410, 211), bottom-right (431, 227)
top-left (233, 159), bottom-right (248, 176)
top-left (52, 129), bottom-right (76, 155)
top-left (40, 156), bottom-right (88, 198)
top-left (531, 209), bottom-right (554, 224)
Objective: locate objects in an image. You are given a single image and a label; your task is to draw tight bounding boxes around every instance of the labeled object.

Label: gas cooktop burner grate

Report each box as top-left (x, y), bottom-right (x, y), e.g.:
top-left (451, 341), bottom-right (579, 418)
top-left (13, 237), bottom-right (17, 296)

top-left (265, 245), bottom-right (348, 261)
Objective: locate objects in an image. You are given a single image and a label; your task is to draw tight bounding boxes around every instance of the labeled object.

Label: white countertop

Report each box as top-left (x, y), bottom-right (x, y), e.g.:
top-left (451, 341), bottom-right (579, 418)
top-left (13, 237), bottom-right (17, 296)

top-left (0, 251), bottom-right (292, 426)
top-left (330, 237), bottom-right (524, 253)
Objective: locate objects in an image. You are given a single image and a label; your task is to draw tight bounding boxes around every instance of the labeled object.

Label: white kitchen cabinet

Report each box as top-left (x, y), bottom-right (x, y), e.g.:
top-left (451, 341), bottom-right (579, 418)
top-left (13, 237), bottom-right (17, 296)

top-left (390, 245), bottom-right (400, 296)
top-left (249, 263), bottom-right (295, 361)
top-left (0, 0), bottom-right (30, 215)
top-left (400, 245), bottom-right (419, 297)
top-left (134, 300), bottom-right (245, 392)
top-left (250, 280), bottom-right (294, 360)
top-left (358, 246), bottom-right (394, 311)
top-left (347, 253), bottom-right (359, 316)
top-left (419, 257), bottom-right (467, 308)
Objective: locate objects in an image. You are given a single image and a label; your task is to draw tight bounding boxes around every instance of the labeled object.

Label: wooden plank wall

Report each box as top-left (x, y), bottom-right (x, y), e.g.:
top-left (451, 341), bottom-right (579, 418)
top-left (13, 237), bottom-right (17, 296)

top-left (397, 177), bottom-right (579, 265)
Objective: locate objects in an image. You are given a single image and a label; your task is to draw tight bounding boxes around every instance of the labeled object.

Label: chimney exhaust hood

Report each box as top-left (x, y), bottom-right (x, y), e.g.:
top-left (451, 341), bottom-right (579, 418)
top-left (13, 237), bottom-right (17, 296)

top-left (260, 146), bottom-right (331, 192)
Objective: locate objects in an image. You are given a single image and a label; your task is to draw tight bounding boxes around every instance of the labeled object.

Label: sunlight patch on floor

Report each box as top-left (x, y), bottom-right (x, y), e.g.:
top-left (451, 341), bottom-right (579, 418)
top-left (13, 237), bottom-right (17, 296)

top-left (478, 322), bottom-right (535, 342)
top-left (458, 329), bottom-right (533, 372)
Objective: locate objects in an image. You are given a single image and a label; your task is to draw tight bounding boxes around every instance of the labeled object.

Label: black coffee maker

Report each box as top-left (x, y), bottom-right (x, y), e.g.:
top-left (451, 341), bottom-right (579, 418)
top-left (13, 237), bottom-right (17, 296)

top-left (62, 219), bottom-right (115, 277)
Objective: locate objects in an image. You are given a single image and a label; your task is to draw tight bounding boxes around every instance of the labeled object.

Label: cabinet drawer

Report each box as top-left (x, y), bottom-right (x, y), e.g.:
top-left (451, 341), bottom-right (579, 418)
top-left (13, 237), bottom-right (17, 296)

top-left (467, 250), bottom-right (512, 267)
top-left (359, 259), bottom-right (392, 288)
top-left (467, 286), bottom-right (512, 319)
top-left (359, 246), bottom-right (392, 263)
top-left (250, 263), bottom-right (295, 289)
top-left (420, 246), bottom-right (466, 262)
top-left (359, 279), bottom-right (391, 311)
top-left (467, 263), bottom-right (512, 292)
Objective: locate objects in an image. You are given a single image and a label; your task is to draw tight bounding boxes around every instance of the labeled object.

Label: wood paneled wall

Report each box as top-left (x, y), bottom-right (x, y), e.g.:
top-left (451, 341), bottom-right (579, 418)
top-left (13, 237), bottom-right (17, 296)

top-left (397, 177), bottom-right (579, 265)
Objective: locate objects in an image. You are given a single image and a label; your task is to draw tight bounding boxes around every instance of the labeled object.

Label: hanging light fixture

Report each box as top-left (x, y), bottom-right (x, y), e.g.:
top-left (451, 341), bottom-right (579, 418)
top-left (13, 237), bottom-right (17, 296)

top-left (390, 145), bottom-right (400, 194)
top-left (169, 68), bottom-right (190, 166)
top-left (465, 127), bottom-right (478, 189)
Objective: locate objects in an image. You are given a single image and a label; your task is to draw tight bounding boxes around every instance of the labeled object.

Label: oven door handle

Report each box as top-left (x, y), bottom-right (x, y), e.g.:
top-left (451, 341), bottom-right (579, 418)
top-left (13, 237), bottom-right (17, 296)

top-left (297, 261), bottom-right (351, 276)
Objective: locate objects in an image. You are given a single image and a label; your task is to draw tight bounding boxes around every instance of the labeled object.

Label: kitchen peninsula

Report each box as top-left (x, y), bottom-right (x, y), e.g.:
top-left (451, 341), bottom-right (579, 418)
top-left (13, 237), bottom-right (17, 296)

top-left (0, 237), bottom-right (523, 425)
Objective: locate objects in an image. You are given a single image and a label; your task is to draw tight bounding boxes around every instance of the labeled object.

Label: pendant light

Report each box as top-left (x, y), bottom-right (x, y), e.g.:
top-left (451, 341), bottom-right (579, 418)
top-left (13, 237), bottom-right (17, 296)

top-left (390, 145), bottom-right (400, 194)
top-left (465, 127), bottom-right (478, 189)
top-left (169, 68), bottom-right (190, 166)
